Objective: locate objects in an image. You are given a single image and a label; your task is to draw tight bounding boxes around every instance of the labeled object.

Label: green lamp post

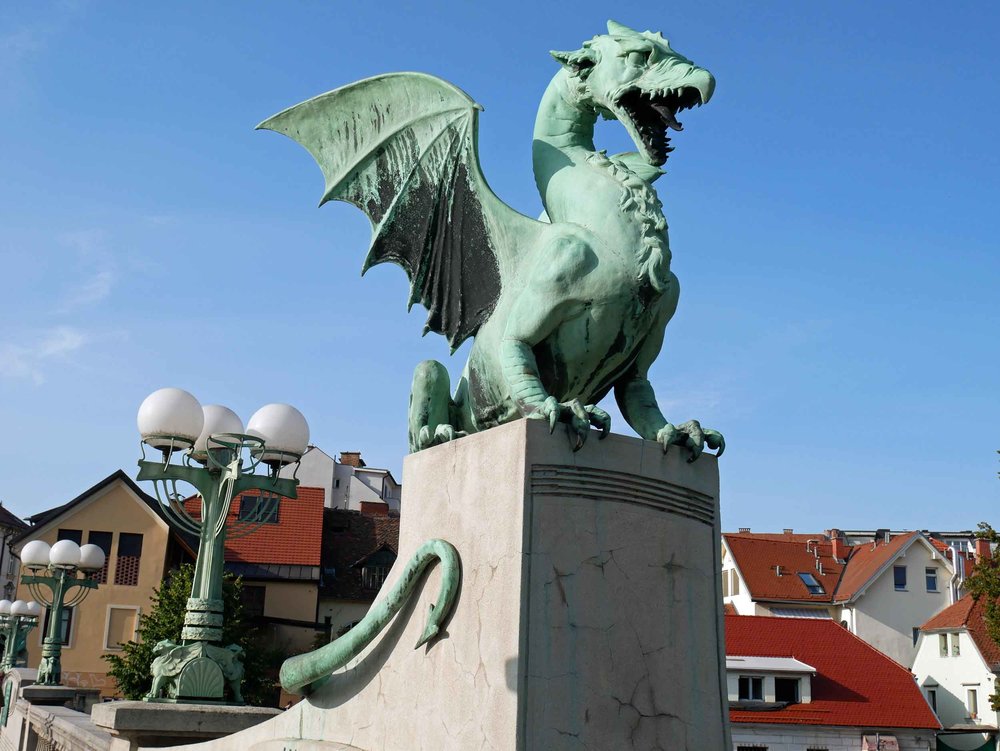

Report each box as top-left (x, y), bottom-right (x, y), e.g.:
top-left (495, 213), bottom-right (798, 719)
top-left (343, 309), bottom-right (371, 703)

top-left (0, 599), bottom-right (40, 671)
top-left (135, 388), bottom-right (308, 704)
top-left (19, 540), bottom-right (105, 685)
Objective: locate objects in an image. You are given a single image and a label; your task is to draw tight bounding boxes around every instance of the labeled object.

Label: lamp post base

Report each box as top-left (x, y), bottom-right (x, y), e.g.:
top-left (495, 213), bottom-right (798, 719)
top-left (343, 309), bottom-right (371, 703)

top-left (145, 640), bottom-right (245, 704)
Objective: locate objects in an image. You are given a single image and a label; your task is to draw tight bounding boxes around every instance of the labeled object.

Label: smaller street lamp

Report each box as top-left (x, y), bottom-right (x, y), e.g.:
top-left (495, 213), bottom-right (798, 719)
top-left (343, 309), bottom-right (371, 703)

top-left (136, 388), bottom-right (307, 703)
top-left (0, 599), bottom-right (41, 671)
top-left (19, 540), bottom-right (105, 686)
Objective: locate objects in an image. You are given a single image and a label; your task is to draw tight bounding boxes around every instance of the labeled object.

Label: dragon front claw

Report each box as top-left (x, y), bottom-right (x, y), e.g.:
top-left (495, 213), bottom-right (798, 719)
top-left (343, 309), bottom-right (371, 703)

top-left (537, 397), bottom-right (611, 451)
top-left (416, 424), bottom-right (468, 451)
top-left (656, 420), bottom-right (725, 462)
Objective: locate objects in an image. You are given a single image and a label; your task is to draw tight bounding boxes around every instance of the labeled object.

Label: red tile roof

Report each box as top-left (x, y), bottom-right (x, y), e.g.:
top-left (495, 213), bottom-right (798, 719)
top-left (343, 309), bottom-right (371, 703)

top-left (723, 602), bottom-right (738, 615)
top-left (833, 531), bottom-right (919, 601)
top-left (183, 486), bottom-right (325, 567)
top-left (724, 534), bottom-right (845, 602)
top-left (920, 594), bottom-right (1000, 669)
top-left (725, 530), bottom-right (934, 604)
top-left (726, 615), bottom-right (940, 729)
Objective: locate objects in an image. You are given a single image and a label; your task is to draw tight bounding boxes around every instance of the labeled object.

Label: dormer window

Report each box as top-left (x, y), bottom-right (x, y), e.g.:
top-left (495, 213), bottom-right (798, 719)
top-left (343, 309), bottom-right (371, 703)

top-left (738, 676), bottom-right (763, 701)
top-left (727, 656), bottom-right (815, 706)
top-left (798, 572), bottom-right (824, 595)
top-left (774, 677), bottom-right (800, 703)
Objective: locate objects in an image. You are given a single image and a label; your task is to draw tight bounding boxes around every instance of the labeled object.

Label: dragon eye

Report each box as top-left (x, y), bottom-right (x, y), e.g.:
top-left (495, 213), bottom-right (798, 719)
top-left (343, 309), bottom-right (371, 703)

top-left (626, 50), bottom-right (650, 67)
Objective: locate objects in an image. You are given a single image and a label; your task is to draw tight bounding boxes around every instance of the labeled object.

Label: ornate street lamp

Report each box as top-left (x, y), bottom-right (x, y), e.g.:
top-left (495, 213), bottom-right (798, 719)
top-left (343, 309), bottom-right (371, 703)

top-left (0, 599), bottom-right (41, 671)
top-left (19, 540), bottom-right (105, 686)
top-left (135, 388), bottom-right (308, 704)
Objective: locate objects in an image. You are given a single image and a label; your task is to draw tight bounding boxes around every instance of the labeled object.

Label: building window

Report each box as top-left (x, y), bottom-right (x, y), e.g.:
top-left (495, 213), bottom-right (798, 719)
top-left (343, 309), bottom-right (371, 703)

top-left (967, 688), bottom-right (978, 718)
top-left (737, 747), bottom-right (768, 751)
top-left (359, 549), bottom-right (396, 591)
top-left (238, 495), bottom-right (280, 524)
top-left (798, 572), bottom-right (824, 594)
top-left (334, 479), bottom-right (340, 489)
top-left (912, 627), bottom-right (920, 646)
top-left (926, 567), bottom-right (938, 592)
top-left (104, 607), bottom-right (139, 650)
top-left (952, 633), bottom-right (961, 656)
top-left (731, 570), bottom-right (740, 596)
top-left (114, 533), bottom-right (143, 586)
top-left (722, 570), bottom-right (730, 598)
top-left (361, 565), bottom-right (391, 591)
top-left (42, 607), bottom-right (73, 646)
top-left (939, 633), bottom-right (949, 657)
top-left (6, 555), bottom-right (15, 578)
top-left (894, 565), bottom-right (907, 590)
top-left (56, 529), bottom-right (82, 545)
top-left (927, 688), bottom-right (937, 713)
top-left (87, 531), bottom-right (113, 585)
top-left (774, 677), bottom-right (800, 704)
top-left (738, 676), bottom-right (764, 701)
top-left (241, 585), bottom-right (266, 619)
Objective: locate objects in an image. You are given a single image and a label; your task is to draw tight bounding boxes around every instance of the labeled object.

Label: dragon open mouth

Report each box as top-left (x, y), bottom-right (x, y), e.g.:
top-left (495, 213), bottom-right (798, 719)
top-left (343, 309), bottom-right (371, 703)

top-left (617, 86), bottom-right (703, 166)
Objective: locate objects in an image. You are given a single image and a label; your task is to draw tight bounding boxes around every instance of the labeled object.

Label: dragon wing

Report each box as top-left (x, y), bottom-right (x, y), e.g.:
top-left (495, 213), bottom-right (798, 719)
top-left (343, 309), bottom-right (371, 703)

top-left (258, 72), bottom-right (543, 350)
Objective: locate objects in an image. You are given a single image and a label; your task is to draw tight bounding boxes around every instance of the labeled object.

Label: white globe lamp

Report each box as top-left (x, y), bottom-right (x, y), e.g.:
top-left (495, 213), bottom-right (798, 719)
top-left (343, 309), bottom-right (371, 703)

top-left (26, 602), bottom-right (41, 618)
top-left (0, 600), bottom-right (11, 616)
top-left (78, 544), bottom-right (107, 572)
top-left (247, 404), bottom-right (309, 466)
top-left (191, 405), bottom-right (244, 460)
top-left (137, 388), bottom-right (204, 451)
top-left (49, 540), bottom-right (82, 568)
top-left (20, 540), bottom-right (51, 570)
top-left (10, 601), bottom-right (29, 617)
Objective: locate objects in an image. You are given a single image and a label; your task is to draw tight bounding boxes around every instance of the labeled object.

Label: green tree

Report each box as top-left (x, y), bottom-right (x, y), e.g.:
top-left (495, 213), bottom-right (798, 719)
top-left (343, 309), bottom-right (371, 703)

top-left (103, 564), bottom-right (275, 705)
top-left (964, 521), bottom-right (1000, 711)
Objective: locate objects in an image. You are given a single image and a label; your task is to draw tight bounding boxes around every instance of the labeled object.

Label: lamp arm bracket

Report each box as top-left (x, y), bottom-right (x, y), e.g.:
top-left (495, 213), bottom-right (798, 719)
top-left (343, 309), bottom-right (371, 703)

top-left (137, 462), bottom-right (214, 498)
top-left (233, 474), bottom-right (299, 500)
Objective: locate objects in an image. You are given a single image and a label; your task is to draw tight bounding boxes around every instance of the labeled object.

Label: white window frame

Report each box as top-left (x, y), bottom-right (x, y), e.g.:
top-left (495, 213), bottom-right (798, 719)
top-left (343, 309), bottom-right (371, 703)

top-left (103, 605), bottom-right (141, 651)
top-left (737, 675), bottom-right (764, 702)
top-left (967, 687), bottom-right (978, 719)
top-left (925, 566), bottom-right (938, 592)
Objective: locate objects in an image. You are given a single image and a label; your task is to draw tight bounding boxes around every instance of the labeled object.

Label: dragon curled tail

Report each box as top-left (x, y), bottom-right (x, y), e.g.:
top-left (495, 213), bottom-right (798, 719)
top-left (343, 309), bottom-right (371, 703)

top-left (279, 539), bottom-right (461, 696)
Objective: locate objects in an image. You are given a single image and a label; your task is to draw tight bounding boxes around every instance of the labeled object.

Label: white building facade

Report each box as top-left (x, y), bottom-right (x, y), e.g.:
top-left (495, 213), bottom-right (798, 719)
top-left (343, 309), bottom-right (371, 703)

top-left (912, 596), bottom-right (1000, 750)
top-left (281, 447), bottom-right (401, 514)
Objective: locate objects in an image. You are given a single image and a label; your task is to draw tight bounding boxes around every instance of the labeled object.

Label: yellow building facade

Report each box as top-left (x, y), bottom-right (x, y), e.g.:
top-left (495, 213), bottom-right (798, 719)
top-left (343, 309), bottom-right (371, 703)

top-left (13, 471), bottom-right (174, 696)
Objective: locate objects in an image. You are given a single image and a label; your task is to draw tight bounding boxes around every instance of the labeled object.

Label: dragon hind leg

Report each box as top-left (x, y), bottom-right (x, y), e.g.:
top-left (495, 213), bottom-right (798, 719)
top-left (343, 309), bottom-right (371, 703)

top-left (408, 360), bottom-right (466, 452)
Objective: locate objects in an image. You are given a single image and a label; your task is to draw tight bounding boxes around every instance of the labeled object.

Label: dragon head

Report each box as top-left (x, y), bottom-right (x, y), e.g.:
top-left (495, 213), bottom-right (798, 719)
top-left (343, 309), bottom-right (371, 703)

top-left (552, 20), bottom-right (715, 166)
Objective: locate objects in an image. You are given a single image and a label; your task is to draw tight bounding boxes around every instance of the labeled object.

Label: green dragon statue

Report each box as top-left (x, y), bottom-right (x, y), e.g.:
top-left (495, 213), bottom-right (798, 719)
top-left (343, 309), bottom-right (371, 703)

top-left (260, 19), bottom-right (723, 459)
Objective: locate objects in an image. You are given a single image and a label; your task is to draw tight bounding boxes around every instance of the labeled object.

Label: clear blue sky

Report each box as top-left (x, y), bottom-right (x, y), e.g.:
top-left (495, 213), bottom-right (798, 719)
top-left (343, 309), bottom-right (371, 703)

top-left (1, 1), bottom-right (997, 532)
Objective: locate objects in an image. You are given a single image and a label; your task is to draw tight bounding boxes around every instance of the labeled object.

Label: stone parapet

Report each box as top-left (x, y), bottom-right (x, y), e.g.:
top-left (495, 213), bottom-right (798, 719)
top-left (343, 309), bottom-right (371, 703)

top-left (91, 702), bottom-right (280, 751)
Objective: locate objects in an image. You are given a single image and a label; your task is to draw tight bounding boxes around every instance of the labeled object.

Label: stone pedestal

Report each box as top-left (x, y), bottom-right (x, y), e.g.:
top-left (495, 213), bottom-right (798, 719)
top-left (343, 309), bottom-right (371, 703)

top-left (162, 419), bottom-right (731, 750)
top-left (91, 701), bottom-right (280, 750)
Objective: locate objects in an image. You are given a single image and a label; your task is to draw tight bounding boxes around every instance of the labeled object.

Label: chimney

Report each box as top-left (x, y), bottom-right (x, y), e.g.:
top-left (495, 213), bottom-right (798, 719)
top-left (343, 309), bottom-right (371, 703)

top-left (775, 565), bottom-right (783, 577)
top-left (783, 528), bottom-right (794, 535)
top-left (738, 527), bottom-right (751, 533)
top-left (830, 530), bottom-right (846, 561)
top-left (339, 451), bottom-right (366, 468)
top-left (875, 528), bottom-right (890, 545)
top-left (976, 538), bottom-right (992, 561)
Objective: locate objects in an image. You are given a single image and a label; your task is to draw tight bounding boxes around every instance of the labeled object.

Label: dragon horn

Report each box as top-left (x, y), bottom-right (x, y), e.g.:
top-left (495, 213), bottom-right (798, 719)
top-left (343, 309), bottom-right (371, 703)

top-left (607, 19), bottom-right (641, 36)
